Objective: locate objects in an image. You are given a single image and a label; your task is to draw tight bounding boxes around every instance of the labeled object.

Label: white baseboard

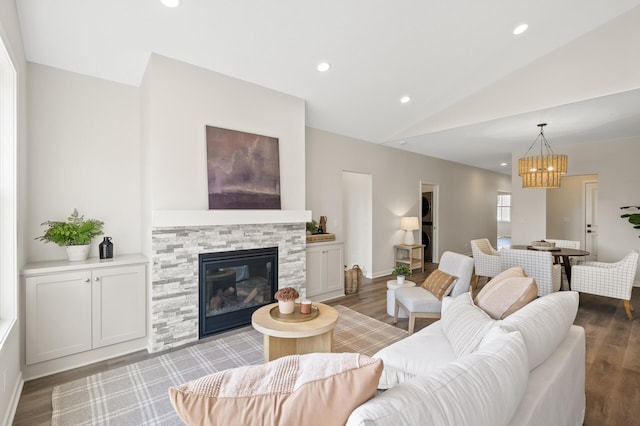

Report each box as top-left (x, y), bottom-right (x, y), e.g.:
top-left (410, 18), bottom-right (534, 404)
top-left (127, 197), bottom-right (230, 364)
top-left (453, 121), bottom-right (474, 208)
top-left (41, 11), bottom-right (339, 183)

top-left (1, 371), bottom-right (23, 426)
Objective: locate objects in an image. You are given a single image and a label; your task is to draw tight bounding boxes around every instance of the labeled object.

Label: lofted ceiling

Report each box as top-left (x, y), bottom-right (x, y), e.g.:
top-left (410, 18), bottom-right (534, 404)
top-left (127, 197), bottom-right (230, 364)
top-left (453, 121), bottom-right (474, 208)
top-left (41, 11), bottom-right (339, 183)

top-left (15, 0), bottom-right (640, 174)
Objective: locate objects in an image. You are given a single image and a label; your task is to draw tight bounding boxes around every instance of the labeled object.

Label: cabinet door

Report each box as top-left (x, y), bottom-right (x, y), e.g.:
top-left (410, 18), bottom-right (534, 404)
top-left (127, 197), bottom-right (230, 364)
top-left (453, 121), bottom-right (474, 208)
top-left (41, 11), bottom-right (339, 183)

top-left (306, 249), bottom-right (325, 297)
top-left (92, 264), bottom-right (146, 348)
top-left (325, 245), bottom-right (345, 292)
top-left (26, 271), bottom-right (92, 364)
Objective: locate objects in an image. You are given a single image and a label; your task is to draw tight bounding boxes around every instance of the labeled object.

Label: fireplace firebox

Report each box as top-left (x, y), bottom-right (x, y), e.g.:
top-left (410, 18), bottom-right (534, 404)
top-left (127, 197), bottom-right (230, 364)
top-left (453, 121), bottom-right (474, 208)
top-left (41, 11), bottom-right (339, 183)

top-left (199, 247), bottom-right (277, 338)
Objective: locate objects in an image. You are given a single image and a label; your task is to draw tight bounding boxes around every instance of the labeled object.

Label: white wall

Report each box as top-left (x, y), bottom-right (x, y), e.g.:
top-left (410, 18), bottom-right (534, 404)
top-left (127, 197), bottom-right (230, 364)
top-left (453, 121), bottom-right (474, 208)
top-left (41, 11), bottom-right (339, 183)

top-left (0, 0), bottom-right (26, 423)
top-left (141, 54), bottom-right (306, 212)
top-left (547, 174), bottom-right (598, 246)
top-left (342, 171), bottom-right (373, 277)
top-left (27, 64), bottom-right (141, 261)
top-left (306, 127), bottom-right (511, 277)
top-left (512, 137), bottom-right (640, 280)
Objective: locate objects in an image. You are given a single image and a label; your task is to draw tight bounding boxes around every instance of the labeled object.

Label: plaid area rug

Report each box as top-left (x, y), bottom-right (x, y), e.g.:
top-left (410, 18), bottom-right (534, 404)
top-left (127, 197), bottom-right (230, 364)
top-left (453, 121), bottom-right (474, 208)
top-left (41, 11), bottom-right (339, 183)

top-left (51, 305), bottom-right (407, 425)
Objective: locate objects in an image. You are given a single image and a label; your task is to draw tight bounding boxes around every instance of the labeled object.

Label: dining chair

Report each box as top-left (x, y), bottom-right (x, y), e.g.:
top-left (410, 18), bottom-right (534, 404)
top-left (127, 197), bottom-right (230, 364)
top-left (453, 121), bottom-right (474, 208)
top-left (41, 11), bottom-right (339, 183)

top-left (545, 239), bottom-right (583, 265)
top-left (394, 251), bottom-right (474, 334)
top-left (500, 248), bottom-right (561, 296)
top-left (470, 238), bottom-right (502, 289)
top-left (571, 250), bottom-right (639, 320)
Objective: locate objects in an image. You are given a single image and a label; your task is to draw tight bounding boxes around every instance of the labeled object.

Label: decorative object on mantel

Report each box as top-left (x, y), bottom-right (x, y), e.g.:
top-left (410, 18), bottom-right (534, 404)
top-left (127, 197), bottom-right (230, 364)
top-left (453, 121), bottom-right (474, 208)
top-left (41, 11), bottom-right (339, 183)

top-left (205, 125), bottom-right (281, 210)
top-left (319, 216), bottom-right (328, 233)
top-left (306, 220), bottom-right (318, 234)
top-left (306, 215), bottom-right (336, 242)
top-left (274, 287), bottom-right (299, 314)
top-left (518, 123), bottom-right (568, 189)
top-left (36, 209), bottom-right (104, 262)
top-left (620, 205), bottom-right (640, 237)
top-left (392, 264), bottom-right (412, 285)
top-left (99, 237), bottom-right (114, 259)
top-left (400, 216), bottom-right (420, 245)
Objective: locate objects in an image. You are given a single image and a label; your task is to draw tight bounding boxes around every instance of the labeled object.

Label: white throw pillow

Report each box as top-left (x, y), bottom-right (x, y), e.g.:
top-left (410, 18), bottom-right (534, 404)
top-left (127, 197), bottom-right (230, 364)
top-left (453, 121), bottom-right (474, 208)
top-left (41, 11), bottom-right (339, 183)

top-left (347, 329), bottom-right (529, 426)
top-left (498, 290), bottom-right (579, 370)
top-left (441, 292), bottom-right (495, 357)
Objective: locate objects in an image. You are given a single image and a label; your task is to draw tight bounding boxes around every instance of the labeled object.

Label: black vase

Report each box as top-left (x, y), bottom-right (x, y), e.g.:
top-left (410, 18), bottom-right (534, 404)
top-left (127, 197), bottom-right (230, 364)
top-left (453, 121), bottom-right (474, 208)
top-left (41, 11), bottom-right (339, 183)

top-left (99, 237), bottom-right (114, 259)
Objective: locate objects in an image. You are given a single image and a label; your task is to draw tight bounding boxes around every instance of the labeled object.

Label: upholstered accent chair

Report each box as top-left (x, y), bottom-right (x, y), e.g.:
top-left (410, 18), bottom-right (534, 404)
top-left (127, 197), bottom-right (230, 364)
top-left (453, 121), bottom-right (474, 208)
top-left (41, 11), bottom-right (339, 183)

top-left (500, 248), bottom-right (562, 296)
top-left (470, 238), bottom-right (502, 289)
top-left (571, 250), bottom-right (639, 320)
top-left (394, 251), bottom-right (474, 334)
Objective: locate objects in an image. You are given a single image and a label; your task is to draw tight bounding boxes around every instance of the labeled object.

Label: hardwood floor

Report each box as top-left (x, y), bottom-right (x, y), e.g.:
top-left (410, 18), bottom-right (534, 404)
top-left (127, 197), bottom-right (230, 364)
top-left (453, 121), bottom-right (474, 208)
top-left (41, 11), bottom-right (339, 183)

top-left (13, 264), bottom-right (640, 425)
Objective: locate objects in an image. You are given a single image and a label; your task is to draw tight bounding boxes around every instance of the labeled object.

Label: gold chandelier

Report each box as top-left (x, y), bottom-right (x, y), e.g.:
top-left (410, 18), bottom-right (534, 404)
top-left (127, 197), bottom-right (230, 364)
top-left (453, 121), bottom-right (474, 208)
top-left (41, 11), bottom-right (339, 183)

top-left (518, 123), bottom-right (567, 188)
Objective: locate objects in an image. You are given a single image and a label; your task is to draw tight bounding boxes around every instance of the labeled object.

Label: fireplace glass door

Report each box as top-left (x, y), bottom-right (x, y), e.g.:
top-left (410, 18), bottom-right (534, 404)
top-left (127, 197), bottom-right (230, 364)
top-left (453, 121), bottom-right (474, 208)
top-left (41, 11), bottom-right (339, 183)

top-left (199, 247), bottom-right (277, 337)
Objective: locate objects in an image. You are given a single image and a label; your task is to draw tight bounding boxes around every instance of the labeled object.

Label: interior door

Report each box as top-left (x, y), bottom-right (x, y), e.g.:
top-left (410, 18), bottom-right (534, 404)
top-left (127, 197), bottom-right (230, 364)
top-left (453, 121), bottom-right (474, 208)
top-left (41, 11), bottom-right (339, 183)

top-left (585, 182), bottom-right (598, 261)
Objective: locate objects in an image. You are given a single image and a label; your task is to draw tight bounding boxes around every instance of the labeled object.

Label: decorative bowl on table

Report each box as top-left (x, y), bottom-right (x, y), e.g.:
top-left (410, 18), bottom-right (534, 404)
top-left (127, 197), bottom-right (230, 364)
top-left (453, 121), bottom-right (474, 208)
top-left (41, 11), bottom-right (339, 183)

top-left (530, 240), bottom-right (556, 250)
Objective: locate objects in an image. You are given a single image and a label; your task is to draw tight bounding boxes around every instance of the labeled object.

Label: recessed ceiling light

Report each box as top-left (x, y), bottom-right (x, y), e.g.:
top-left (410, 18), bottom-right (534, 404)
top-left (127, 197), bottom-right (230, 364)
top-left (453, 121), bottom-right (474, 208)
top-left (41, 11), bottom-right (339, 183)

top-left (400, 96), bottom-right (411, 104)
top-left (513, 23), bottom-right (528, 35)
top-left (317, 62), bottom-right (331, 72)
top-left (500, 162), bottom-right (508, 166)
top-left (160, 0), bottom-right (182, 7)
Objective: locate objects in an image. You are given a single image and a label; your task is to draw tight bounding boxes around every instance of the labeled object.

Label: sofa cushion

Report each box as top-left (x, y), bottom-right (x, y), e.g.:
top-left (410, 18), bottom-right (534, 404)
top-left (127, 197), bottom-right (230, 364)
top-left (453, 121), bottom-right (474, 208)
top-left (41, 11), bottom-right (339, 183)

top-left (421, 269), bottom-right (458, 299)
top-left (441, 292), bottom-right (495, 357)
top-left (498, 291), bottom-right (579, 370)
top-left (347, 328), bottom-right (529, 426)
top-left (491, 265), bottom-right (527, 280)
top-left (474, 276), bottom-right (538, 319)
top-left (169, 352), bottom-right (382, 426)
top-left (374, 321), bottom-right (456, 389)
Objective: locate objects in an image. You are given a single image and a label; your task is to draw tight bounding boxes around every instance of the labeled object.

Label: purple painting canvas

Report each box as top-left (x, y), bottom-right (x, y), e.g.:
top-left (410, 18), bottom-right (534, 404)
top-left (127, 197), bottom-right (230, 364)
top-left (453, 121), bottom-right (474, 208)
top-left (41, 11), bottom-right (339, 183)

top-left (206, 126), bottom-right (281, 209)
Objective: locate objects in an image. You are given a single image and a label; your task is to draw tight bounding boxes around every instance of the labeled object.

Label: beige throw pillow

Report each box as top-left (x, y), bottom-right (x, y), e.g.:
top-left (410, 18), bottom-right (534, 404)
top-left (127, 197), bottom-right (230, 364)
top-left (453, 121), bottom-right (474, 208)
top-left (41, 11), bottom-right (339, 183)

top-left (169, 352), bottom-right (382, 426)
top-left (422, 269), bottom-right (458, 300)
top-left (474, 276), bottom-right (538, 319)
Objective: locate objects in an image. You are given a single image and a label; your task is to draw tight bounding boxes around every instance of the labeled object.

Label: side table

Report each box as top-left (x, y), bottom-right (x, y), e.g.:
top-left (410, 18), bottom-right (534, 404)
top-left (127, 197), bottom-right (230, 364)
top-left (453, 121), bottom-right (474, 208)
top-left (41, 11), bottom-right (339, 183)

top-left (251, 302), bottom-right (339, 362)
top-left (386, 280), bottom-right (416, 318)
top-left (394, 244), bottom-right (426, 273)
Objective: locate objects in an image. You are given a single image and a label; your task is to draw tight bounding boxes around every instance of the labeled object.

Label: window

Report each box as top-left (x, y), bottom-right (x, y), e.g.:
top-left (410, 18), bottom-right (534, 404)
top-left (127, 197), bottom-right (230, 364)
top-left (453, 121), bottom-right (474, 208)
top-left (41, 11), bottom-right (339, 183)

top-left (497, 193), bottom-right (511, 222)
top-left (0, 33), bottom-right (17, 345)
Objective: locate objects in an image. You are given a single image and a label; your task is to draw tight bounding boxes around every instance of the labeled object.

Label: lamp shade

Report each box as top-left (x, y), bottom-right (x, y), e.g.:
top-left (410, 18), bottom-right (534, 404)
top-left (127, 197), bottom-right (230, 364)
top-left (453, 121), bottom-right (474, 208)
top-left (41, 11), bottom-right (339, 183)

top-left (400, 217), bottom-right (420, 231)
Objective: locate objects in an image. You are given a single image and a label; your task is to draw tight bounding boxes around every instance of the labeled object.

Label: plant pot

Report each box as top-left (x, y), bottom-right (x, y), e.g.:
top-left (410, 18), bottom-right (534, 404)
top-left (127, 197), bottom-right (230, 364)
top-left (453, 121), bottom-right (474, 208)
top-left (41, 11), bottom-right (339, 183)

top-left (66, 244), bottom-right (90, 262)
top-left (278, 299), bottom-right (295, 314)
top-left (396, 275), bottom-right (406, 285)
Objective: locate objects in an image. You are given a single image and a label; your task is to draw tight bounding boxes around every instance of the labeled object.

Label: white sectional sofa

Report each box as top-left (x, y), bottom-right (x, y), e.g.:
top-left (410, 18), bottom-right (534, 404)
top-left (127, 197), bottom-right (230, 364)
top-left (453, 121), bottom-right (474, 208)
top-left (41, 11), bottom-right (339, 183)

top-left (347, 291), bottom-right (586, 426)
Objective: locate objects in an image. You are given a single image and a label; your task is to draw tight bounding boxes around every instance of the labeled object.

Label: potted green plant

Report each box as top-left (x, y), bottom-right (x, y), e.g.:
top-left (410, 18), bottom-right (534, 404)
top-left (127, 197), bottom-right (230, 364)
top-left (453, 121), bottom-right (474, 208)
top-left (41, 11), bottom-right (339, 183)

top-left (620, 206), bottom-right (640, 238)
top-left (36, 209), bottom-right (104, 261)
top-left (392, 264), bottom-right (412, 284)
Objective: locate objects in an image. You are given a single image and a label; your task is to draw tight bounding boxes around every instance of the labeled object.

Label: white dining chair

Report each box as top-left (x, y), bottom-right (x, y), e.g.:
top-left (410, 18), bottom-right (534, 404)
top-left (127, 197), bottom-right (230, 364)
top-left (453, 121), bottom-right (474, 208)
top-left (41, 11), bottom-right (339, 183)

top-left (500, 248), bottom-right (562, 296)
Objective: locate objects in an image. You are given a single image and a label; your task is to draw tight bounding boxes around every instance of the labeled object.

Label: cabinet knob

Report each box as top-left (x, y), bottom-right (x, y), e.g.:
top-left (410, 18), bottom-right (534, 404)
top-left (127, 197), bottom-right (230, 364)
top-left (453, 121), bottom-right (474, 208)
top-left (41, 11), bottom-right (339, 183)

top-left (84, 278), bottom-right (90, 283)
top-left (95, 277), bottom-right (100, 281)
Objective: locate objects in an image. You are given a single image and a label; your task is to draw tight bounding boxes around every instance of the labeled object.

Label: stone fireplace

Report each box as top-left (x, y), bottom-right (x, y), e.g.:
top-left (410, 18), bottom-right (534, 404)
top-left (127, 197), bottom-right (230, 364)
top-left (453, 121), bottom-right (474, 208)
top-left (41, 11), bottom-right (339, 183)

top-left (198, 247), bottom-right (278, 338)
top-left (149, 210), bottom-right (309, 353)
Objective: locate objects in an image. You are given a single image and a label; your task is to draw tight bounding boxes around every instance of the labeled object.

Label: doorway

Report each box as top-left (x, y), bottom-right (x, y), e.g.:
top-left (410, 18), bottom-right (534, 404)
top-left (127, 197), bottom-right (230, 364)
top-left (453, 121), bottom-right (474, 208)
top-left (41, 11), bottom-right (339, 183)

top-left (585, 181), bottom-right (598, 261)
top-left (342, 171), bottom-right (373, 278)
top-left (420, 183), bottom-right (438, 263)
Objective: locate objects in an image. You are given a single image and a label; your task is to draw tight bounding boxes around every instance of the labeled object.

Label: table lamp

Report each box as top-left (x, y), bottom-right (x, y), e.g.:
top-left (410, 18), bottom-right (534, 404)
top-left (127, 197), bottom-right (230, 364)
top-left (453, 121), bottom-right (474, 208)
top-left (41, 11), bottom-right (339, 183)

top-left (400, 216), bottom-right (420, 245)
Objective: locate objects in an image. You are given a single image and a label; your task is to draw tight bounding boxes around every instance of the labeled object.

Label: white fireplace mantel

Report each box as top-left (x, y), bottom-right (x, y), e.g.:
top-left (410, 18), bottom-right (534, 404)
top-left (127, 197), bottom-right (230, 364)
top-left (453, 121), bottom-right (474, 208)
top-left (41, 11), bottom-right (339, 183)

top-left (152, 209), bottom-right (312, 228)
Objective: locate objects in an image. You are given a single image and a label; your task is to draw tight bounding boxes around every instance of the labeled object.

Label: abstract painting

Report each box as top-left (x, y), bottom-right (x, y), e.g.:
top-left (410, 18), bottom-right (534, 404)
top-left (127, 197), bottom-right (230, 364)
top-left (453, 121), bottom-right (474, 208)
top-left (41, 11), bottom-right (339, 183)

top-left (206, 125), bottom-right (281, 209)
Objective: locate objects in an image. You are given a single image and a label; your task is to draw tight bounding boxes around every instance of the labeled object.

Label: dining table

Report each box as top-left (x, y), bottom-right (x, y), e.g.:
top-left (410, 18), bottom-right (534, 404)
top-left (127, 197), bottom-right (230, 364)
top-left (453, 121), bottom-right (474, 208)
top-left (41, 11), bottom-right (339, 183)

top-left (508, 245), bottom-right (590, 284)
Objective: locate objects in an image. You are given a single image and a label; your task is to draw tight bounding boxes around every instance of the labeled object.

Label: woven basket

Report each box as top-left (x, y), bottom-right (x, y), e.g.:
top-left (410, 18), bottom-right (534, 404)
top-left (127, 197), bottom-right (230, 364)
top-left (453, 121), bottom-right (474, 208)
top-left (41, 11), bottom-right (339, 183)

top-left (344, 265), bottom-right (363, 294)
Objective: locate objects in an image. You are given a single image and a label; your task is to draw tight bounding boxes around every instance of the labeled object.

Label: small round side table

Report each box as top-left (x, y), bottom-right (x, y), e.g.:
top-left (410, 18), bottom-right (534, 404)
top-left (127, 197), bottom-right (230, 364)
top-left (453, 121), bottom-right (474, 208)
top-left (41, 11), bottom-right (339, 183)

top-left (386, 280), bottom-right (416, 318)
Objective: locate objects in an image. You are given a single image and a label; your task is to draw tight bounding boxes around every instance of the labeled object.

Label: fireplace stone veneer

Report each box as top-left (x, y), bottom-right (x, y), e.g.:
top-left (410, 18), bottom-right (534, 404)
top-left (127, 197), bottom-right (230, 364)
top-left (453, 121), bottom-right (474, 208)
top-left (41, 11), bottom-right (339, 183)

top-left (150, 222), bottom-right (306, 353)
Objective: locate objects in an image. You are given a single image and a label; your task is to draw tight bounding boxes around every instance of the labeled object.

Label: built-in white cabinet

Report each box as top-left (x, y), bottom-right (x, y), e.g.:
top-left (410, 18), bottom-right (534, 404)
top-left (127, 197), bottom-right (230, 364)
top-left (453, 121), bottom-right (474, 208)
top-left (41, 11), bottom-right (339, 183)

top-left (24, 255), bottom-right (147, 366)
top-left (306, 242), bottom-right (345, 301)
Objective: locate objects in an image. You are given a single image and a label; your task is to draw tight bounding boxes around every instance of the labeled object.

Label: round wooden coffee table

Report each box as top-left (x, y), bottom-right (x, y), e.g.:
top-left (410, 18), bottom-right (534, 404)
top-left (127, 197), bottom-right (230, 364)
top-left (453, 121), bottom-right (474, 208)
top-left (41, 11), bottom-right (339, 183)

top-left (251, 302), bottom-right (339, 362)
